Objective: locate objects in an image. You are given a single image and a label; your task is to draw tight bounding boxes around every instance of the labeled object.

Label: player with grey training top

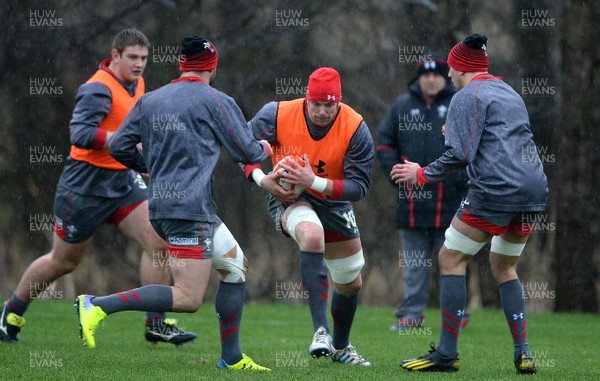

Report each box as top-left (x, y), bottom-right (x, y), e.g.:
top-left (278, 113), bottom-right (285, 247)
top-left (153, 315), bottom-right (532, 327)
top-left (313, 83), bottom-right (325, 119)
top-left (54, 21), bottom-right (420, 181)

top-left (75, 35), bottom-right (272, 372)
top-left (397, 34), bottom-right (547, 375)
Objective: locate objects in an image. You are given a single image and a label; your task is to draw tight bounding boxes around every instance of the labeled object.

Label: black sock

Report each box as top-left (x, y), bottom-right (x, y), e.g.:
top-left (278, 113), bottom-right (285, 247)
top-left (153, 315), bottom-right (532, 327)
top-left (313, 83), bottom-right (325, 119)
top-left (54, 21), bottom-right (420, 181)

top-left (330, 290), bottom-right (358, 350)
top-left (437, 275), bottom-right (466, 357)
top-left (300, 251), bottom-right (329, 333)
top-left (499, 279), bottom-right (530, 358)
top-left (215, 281), bottom-right (244, 365)
top-left (91, 285), bottom-right (173, 315)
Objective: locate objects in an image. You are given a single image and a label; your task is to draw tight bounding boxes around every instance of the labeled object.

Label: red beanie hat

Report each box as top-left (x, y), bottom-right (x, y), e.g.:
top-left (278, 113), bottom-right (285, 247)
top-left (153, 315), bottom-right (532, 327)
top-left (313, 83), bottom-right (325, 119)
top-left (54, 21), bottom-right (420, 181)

top-left (179, 36), bottom-right (218, 72)
top-left (306, 67), bottom-right (342, 102)
top-left (447, 34), bottom-right (488, 73)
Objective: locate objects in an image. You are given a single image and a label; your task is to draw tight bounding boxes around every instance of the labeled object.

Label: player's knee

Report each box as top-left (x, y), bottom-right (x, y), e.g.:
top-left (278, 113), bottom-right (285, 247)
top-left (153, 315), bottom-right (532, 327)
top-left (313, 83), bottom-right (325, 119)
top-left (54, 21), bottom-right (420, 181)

top-left (212, 224), bottom-right (246, 283)
top-left (286, 206), bottom-right (323, 249)
top-left (325, 250), bottom-right (365, 286)
top-left (50, 251), bottom-right (82, 274)
top-left (335, 275), bottom-right (362, 295)
top-left (295, 223), bottom-right (324, 252)
top-left (181, 297), bottom-right (202, 312)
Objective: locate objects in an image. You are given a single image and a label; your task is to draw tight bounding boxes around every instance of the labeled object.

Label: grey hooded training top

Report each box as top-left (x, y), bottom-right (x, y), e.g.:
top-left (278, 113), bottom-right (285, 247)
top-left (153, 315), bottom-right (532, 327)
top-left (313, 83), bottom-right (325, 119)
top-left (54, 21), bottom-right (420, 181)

top-left (109, 76), bottom-right (271, 222)
top-left (421, 74), bottom-right (548, 212)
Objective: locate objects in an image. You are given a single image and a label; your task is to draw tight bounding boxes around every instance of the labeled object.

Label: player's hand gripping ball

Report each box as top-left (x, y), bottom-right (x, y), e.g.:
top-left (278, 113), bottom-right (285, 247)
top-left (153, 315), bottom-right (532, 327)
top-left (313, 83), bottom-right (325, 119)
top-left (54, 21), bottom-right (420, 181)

top-left (273, 157), bottom-right (305, 195)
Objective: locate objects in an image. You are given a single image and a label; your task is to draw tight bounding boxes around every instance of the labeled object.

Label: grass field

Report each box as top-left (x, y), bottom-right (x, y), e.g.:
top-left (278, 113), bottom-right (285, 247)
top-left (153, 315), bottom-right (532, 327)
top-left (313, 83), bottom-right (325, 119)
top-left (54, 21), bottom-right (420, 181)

top-left (1, 300), bottom-right (599, 380)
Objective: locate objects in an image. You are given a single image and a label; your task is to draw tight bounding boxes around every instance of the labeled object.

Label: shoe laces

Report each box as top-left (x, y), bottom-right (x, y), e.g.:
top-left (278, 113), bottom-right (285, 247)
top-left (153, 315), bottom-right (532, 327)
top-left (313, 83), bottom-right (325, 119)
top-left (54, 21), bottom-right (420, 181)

top-left (338, 344), bottom-right (367, 362)
top-left (313, 328), bottom-right (330, 344)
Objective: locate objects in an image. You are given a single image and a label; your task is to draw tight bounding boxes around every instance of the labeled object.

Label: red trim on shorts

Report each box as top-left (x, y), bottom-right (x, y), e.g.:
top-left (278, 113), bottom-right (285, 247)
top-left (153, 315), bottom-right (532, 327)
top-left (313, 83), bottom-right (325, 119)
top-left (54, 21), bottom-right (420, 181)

top-left (459, 209), bottom-right (506, 236)
top-left (507, 220), bottom-right (533, 236)
top-left (54, 192), bottom-right (75, 240)
top-left (324, 229), bottom-right (353, 243)
top-left (167, 244), bottom-right (205, 259)
top-left (435, 183), bottom-right (443, 228)
top-left (107, 200), bottom-right (145, 225)
top-left (460, 209), bottom-right (534, 236)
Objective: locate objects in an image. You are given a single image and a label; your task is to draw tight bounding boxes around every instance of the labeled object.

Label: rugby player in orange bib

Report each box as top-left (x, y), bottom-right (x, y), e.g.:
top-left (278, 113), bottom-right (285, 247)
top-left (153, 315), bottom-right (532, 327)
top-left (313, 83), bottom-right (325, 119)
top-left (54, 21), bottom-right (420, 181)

top-left (244, 67), bottom-right (374, 366)
top-left (1, 29), bottom-right (195, 346)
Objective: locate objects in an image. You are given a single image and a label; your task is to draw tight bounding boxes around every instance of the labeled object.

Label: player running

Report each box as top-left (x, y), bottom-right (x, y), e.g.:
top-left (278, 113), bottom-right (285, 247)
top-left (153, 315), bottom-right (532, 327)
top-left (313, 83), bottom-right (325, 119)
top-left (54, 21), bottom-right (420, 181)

top-left (244, 67), bottom-right (374, 366)
top-left (75, 36), bottom-right (272, 371)
top-left (1, 29), bottom-right (195, 346)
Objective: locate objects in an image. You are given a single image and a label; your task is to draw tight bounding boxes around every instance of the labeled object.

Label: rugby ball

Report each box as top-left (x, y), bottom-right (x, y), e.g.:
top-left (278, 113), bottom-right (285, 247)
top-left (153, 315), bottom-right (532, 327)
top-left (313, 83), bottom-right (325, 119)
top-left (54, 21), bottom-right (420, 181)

top-left (273, 157), bottom-right (305, 195)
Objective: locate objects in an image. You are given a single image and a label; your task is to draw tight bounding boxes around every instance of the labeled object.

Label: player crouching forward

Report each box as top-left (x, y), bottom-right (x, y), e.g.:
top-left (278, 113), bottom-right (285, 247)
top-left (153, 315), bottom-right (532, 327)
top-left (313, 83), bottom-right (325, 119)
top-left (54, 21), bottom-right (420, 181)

top-left (244, 67), bottom-right (374, 366)
top-left (75, 36), bottom-right (271, 371)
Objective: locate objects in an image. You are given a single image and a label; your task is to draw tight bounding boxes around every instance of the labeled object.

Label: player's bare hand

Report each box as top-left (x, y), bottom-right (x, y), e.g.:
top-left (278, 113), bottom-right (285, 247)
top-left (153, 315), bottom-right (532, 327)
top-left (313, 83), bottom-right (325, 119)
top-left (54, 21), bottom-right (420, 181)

top-left (441, 124), bottom-right (446, 136)
top-left (390, 160), bottom-right (421, 184)
top-left (279, 154), bottom-right (314, 188)
top-left (261, 170), bottom-right (298, 203)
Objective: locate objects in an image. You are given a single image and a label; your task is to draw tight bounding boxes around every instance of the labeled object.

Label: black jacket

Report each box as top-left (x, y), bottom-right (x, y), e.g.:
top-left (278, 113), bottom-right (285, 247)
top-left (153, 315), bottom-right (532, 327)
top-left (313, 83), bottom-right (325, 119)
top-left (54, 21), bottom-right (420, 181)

top-left (376, 79), bottom-right (468, 229)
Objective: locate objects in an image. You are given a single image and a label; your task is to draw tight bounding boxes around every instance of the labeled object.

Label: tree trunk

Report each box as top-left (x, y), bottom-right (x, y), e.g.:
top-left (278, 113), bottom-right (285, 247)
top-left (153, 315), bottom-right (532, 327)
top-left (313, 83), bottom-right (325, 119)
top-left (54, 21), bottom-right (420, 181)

top-left (554, 0), bottom-right (599, 312)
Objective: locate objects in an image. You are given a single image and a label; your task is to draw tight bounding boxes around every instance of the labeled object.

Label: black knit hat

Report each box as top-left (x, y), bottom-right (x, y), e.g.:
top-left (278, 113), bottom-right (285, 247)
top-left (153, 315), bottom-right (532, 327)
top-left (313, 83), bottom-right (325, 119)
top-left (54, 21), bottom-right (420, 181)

top-left (414, 53), bottom-right (449, 81)
top-left (179, 35), bottom-right (218, 71)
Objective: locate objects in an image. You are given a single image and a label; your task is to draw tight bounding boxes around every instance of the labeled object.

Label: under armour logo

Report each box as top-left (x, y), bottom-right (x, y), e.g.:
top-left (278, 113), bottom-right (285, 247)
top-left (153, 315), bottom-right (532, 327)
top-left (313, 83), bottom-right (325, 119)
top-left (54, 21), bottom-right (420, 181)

top-left (313, 160), bottom-right (326, 174)
top-left (203, 41), bottom-right (215, 53)
top-left (513, 313), bottom-right (524, 320)
top-left (327, 95), bottom-right (336, 101)
top-left (482, 44), bottom-right (488, 57)
top-left (457, 309), bottom-right (465, 317)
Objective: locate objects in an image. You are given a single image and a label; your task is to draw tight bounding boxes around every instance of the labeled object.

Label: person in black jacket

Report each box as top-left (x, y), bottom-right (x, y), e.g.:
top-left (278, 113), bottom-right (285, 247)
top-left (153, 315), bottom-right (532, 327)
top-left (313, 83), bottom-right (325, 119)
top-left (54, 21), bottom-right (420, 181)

top-left (376, 55), bottom-right (468, 331)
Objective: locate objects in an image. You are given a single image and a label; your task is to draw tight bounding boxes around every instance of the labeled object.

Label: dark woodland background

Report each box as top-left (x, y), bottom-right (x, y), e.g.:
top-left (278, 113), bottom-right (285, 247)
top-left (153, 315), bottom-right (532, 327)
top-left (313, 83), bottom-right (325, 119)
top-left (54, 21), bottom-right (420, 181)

top-left (0, 0), bottom-right (598, 313)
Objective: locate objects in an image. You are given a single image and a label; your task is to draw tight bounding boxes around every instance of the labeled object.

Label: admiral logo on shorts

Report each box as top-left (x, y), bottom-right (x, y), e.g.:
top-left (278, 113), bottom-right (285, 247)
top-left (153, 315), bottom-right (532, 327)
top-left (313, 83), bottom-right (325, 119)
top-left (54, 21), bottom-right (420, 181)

top-left (168, 237), bottom-right (199, 246)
